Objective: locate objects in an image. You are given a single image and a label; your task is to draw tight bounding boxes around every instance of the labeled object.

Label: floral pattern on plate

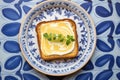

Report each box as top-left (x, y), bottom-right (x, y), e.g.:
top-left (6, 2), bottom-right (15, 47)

top-left (19, 0), bottom-right (96, 76)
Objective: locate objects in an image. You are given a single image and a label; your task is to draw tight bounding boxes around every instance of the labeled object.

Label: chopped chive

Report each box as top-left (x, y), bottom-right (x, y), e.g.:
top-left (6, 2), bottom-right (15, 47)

top-left (53, 34), bottom-right (56, 40)
top-left (43, 33), bottom-right (75, 45)
top-left (58, 34), bottom-right (62, 38)
top-left (48, 38), bottom-right (52, 41)
top-left (60, 38), bottom-right (64, 42)
top-left (71, 38), bottom-right (75, 41)
top-left (67, 35), bottom-right (70, 38)
top-left (43, 33), bottom-right (48, 38)
top-left (49, 33), bottom-right (52, 41)
top-left (66, 39), bottom-right (71, 45)
top-left (70, 36), bottom-right (73, 39)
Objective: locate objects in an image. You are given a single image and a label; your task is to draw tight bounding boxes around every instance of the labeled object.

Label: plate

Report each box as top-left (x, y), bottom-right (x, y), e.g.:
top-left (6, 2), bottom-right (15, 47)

top-left (19, 0), bottom-right (96, 76)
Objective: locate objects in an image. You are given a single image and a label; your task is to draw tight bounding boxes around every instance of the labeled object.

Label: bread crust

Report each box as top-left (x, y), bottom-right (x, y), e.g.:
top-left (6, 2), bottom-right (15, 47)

top-left (36, 19), bottom-right (78, 60)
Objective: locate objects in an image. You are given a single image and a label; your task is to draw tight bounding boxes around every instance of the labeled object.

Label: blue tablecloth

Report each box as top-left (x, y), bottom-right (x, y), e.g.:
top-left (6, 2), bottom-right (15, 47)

top-left (0, 0), bottom-right (120, 80)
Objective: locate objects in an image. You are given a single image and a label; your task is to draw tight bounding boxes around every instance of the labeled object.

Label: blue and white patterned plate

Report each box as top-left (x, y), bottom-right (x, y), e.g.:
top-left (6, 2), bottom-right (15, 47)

top-left (19, 0), bottom-right (96, 76)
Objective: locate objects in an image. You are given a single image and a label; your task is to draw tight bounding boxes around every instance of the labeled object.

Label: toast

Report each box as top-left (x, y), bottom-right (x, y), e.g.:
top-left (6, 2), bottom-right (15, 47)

top-left (36, 19), bottom-right (78, 60)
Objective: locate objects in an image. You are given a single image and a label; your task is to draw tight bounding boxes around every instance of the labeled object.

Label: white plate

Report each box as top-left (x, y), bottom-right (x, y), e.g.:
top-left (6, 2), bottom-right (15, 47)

top-left (19, 0), bottom-right (96, 76)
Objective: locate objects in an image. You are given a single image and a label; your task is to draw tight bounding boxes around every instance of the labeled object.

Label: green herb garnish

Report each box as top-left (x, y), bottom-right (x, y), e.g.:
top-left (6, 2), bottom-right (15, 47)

top-left (43, 33), bottom-right (75, 45)
top-left (43, 33), bottom-right (48, 38)
top-left (58, 34), bottom-right (62, 38)
top-left (66, 35), bottom-right (75, 45)
top-left (66, 39), bottom-right (71, 45)
top-left (48, 33), bottom-right (52, 41)
top-left (53, 33), bottom-right (56, 40)
top-left (60, 36), bottom-right (65, 42)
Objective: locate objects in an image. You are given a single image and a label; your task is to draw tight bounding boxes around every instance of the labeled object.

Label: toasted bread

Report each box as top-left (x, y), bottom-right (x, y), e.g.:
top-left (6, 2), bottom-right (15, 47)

top-left (36, 19), bottom-right (78, 60)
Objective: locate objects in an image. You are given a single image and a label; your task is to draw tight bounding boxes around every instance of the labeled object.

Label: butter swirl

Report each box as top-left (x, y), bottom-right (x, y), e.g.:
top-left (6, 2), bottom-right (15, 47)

top-left (40, 21), bottom-right (75, 55)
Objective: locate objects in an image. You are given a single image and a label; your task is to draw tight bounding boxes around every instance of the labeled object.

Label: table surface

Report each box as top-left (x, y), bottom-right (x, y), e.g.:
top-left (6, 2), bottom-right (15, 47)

top-left (0, 0), bottom-right (120, 80)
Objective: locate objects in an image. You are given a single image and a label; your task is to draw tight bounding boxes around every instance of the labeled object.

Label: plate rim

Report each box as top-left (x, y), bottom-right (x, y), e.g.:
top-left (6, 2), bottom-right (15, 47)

top-left (19, 0), bottom-right (96, 76)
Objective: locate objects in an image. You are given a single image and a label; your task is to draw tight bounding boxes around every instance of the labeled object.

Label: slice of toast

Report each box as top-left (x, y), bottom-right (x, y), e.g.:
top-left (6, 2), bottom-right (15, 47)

top-left (36, 19), bottom-right (78, 60)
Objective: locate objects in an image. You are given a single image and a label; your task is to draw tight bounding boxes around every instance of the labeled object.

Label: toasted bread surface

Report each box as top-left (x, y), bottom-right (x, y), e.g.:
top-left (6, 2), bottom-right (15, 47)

top-left (36, 19), bottom-right (78, 60)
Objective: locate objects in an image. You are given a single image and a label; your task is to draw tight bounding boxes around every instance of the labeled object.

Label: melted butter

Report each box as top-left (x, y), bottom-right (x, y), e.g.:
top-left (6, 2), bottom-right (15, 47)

top-left (40, 21), bottom-right (75, 55)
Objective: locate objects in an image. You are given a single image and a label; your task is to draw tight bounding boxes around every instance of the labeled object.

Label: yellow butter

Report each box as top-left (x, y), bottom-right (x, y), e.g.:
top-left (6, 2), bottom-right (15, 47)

top-left (40, 21), bottom-right (75, 55)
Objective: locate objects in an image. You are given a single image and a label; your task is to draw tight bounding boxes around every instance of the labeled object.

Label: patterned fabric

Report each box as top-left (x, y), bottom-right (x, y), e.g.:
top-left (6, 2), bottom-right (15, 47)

top-left (0, 0), bottom-right (120, 80)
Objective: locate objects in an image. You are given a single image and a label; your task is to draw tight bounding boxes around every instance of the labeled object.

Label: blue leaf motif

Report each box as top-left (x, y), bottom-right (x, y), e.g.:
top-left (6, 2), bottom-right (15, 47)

top-left (23, 5), bottom-right (31, 14)
top-left (46, 9), bottom-right (54, 16)
top-left (29, 25), bottom-right (35, 29)
top-left (5, 76), bottom-right (18, 80)
top-left (116, 56), bottom-right (120, 68)
top-left (117, 72), bottom-right (120, 79)
top-left (117, 39), bottom-right (120, 48)
top-left (28, 41), bottom-right (35, 46)
top-left (28, 34), bottom-right (34, 39)
top-left (96, 21), bottom-right (114, 35)
top-left (96, 3), bottom-right (113, 17)
top-left (23, 73), bottom-right (39, 80)
top-left (4, 41), bottom-right (20, 53)
top-left (31, 48), bottom-right (37, 53)
top-left (16, 71), bottom-right (22, 80)
top-left (23, 61), bottom-right (33, 71)
top-left (74, 16), bottom-right (80, 20)
top-left (95, 54), bottom-right (114, 69)
top-left (115, 23), bottom-right (120, 34)
top-left (14, 3), bottom-right (22, 18)
top-left (3, 0), bottom-right (15, 3)
top-left (63, 2), bottom-right (69, 6)
top-left (5, 55), bottom-right (22, 70)
top-left (56, 8), bottom-right (62, 15)
top-left (82, 60), bottom-right (94, 70)
top-left (64, 10), bottom-right (73, 18)
top-left (81, 2), bottom-right (92, 14)
top-left (39, 13), bottom-right (46, 19)
top-left (97, 38), bottom-right (114, 52)
top-left (115, 2), bottom-right (120, 17)
top-left (2, 22), bottom-right (20, 36)
top-left (75, 72), bottom-right (93, 80)
top-left (50, 2), bottom-right (55, 5)
top-left (107, 37), bottom-right (115, 50)
top-left (2, 8), bottom-right (20, 20)
top-left (95, 70), bottom-right (113, 80)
